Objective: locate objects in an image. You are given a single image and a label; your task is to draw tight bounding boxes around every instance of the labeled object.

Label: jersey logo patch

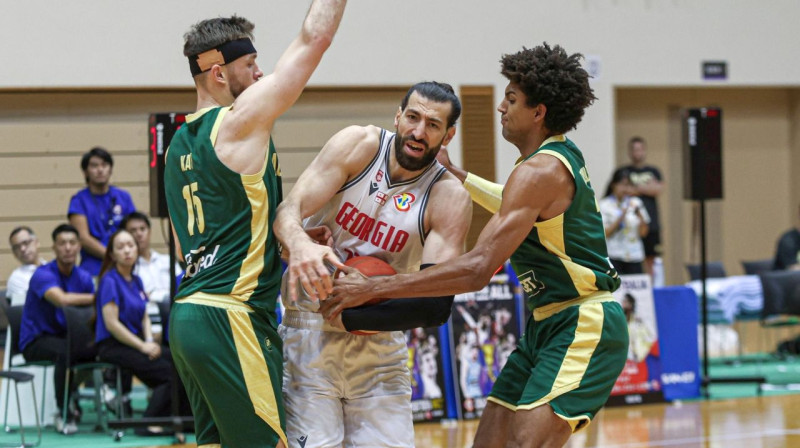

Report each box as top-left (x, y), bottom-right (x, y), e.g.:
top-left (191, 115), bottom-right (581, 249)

top-left (393, 193), bottom-right (416, 212)
top-left (297, 435), bottom-right (308, 448)
top-left (376, 170), bottom-right (384, 182)
top-left (518, 270), bottom-right (546, 298)
top-left (369, 181), bottom-right (379, 196)
top-left (375, 191), bottom-right (388, 206)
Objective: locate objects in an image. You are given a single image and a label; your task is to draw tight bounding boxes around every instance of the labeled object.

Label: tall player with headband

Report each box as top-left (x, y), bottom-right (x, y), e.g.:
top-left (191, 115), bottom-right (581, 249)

top-left (163, 2), bottom-right (346, 447)
top-left (274, 81), bottom-right (472, 447)
top-left (327, 43), bottom-right (629, 447)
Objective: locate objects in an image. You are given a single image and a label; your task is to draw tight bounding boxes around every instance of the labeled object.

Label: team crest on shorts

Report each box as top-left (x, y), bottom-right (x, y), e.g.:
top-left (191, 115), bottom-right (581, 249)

top-left (393, 193), bottom-right (415, 212)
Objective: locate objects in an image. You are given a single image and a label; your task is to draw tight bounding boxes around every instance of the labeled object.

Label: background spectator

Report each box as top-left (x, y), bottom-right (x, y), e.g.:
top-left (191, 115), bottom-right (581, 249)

top-left (19, 224), bottom-right (96, 434)
top-left (773, 203), bottom-right (800, 270)
top-left (600, 169), bottom-right (650, 275)
top-left (68, 147), bottom-right (135, 277)
top-left (94, 229), bottom-right (180, 435)
top-left (122, 211), bottom-right (182, 340)
top-left (615, 137), bottom-right (663, 279)
top-left (6, 226), bottom-right (46, 305)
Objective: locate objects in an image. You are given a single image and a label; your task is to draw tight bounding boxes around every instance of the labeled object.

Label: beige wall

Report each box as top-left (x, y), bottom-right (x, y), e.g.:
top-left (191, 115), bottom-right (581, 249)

top-left (0, 88), bottom-right (404, 289)
top-left (616, 88), bottom-right (797, 285)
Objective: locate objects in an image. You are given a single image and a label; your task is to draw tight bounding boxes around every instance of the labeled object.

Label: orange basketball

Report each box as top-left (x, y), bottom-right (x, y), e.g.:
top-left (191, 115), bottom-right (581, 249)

top-left (337, 255), bottom-right (395, 306)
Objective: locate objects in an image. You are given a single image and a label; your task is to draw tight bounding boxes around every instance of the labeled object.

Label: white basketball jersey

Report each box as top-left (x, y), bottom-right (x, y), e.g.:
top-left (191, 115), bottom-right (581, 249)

top-left (305, 129), bottom-right (446, 274)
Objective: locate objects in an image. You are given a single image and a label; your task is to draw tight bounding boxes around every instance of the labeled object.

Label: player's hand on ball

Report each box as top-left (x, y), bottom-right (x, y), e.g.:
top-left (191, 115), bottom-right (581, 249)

top-left (287, 239), bottom-right (345, 303)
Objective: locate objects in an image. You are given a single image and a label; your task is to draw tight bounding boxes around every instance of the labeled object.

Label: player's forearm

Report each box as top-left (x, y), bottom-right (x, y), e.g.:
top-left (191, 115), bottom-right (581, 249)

top-left (301, 0), bottom-right (346, 49)
top-left (342, 296), bottom-right (454, 332)
top-left (374, 254), bottom-right (492, 300)
top-left (274, 202), bottom-right (314, 251)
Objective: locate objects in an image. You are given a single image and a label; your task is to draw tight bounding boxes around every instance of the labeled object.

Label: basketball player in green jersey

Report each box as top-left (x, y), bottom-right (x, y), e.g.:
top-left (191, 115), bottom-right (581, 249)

top-left (325, 43), bottom-right (628, 447)
top-left (164, 3), bottom-right (346, 447)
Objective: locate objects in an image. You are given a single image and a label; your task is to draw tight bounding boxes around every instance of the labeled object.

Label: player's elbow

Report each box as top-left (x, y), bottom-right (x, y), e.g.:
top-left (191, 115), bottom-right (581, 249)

top-left (303, 29), bottom-right (334, 54)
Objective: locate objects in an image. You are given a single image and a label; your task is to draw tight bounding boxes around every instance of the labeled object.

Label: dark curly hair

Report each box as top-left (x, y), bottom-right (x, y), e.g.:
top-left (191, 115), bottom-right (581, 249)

top-left (500, 43), bottom-right (596, 135)
top-left (183, 15), bottom-right (255, 57)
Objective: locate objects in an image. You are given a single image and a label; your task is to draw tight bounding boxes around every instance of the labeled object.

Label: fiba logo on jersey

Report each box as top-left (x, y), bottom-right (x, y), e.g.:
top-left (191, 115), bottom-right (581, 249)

top-left (393, 193), bottom-right (415, 212)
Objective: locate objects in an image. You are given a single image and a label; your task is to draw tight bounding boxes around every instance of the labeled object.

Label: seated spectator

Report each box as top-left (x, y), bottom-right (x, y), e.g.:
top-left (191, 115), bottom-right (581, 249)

top-left (121, 211), bottom-right (182, 340)
top-left (19, 224), bottom-right (96, 434)
top-left (7, 226), bottom-right (46, 305)
top-left (600, 169), bottom-right (650, 275)
top-left (774, 203), bottom-right (800, 271)
top-left (94, 229), bottom-right (179, 435)
top-left (68, 147), bottom-right (136, 277)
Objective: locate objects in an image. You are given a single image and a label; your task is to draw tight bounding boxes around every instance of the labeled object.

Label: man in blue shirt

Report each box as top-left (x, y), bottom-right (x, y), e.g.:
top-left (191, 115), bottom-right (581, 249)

top-left (20, 224), bottom-right (96, 434)
top-left (68, 147), bottom-right (136, 276)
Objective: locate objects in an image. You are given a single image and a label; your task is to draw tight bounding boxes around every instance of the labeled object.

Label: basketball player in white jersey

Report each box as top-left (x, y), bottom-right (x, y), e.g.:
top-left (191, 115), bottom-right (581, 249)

top-left (274, 81), bottom-right (472, 448)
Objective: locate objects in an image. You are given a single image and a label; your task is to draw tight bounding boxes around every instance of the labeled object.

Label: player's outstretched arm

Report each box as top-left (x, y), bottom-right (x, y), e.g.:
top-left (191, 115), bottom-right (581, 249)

top-left (326, 155), bottom-right (573, 318)
top-left (274, 125), bottom-right (379, 302)
top-left (221, 0), bottom-right (346, 149)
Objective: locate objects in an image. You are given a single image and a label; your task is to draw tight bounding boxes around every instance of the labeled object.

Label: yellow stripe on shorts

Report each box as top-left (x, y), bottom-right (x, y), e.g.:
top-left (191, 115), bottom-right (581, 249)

top-left (228, 310), bottom-right (287, 447)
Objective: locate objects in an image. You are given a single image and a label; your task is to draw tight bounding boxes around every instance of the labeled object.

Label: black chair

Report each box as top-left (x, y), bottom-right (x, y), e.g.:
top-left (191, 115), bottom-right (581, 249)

top-left (0, 370), bottom-right (41, 447)
top-left (742, 259), bottom-right (775, 277)
top-left (61, 306), bottom-right (123, 434)
top-left (686, 262), bottom-right (727, 281)
top-left (759, 270), bottom-right (800, 327)
top-left (2, 305), bottom-right (53, 433)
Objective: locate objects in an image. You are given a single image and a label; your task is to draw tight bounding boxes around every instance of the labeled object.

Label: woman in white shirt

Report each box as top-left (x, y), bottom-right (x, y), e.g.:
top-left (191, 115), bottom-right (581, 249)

top-left (600, 169), bottom-right (650, 274)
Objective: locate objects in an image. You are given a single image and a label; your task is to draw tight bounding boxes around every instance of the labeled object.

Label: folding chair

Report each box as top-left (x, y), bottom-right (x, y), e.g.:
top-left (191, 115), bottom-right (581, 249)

top-left (2, 305), bottom-right (53, 432)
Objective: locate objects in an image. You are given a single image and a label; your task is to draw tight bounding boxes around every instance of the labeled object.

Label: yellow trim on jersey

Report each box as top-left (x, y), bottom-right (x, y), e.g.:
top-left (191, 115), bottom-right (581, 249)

top-left (537, 150), bottom-right (575, 179)
top-left (534, 214), bottom-right (600, 299)
top-left (486, 396), bottom-right (518, 411)
top-left (532, 290), bottom-right (614, 321)
top-left (198, 444), bottom-right (221, 448)
top-left (231, 178), bottom-right (269, 298)
top-left (176, 293), bottom-right (254, 312)
top-left (241, 147), bottom-right (270, 185)
top-left (518, 302), bottom-right (604, 412)
top-left (186, 106), bottom-right (215, 123)
top-left (227, 311), bottom-right (287, 448)
top-left (209, 106), bottom-right (230, 146)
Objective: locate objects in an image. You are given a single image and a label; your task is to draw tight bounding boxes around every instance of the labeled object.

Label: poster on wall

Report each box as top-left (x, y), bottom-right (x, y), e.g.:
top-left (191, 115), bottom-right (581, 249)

top-left (406, 326), bottom-right (447, 422)
top-left (607, 274), bottom-right (665, 406)
top-left (449, 274), bottom-right (521, 419)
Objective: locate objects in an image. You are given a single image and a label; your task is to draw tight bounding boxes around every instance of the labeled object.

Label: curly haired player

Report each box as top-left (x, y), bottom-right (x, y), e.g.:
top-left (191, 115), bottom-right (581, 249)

top-left (328, 43), bottom-right (629, 447)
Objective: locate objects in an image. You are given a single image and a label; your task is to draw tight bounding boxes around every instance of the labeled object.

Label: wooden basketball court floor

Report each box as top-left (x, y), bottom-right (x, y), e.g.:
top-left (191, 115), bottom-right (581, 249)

top-left (140, 393), bottom-right (800, 448)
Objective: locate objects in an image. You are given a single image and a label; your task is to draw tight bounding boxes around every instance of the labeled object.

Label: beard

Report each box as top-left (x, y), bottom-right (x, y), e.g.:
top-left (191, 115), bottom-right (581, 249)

top-left (229, 76), bottom-right (247, 99)
top-left (393, 133), bottom-right (441, 171)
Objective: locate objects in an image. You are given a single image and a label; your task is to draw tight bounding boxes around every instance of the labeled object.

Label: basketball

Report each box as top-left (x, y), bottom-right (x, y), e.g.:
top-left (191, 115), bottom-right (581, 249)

top-left (336, 255), bottom-right (395, 306)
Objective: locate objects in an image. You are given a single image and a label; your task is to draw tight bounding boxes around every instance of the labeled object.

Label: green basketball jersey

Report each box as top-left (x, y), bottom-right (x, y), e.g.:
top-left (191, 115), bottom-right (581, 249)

top-left (510, 135), bottom-right (619, 313)
top-left (164, 106), bottom-right (283, 319)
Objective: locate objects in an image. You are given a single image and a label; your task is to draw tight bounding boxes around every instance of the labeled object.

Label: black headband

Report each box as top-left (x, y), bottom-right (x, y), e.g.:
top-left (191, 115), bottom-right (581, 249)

top-left (188, 38), bottom-right (257, 76)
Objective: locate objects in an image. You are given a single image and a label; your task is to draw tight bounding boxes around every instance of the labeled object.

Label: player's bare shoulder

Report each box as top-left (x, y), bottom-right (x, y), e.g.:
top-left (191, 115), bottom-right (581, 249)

top-left (427, 168), bottom-right (472, 228)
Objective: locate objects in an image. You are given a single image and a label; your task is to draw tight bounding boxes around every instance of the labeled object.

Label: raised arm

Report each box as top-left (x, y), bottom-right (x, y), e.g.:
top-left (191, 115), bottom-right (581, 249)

top-left (274, 125), bottom-right (379, 301)
top-left (327, 154), bottom-right (574, 316)
top-left (224, 0), bottom-right (346, 136)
